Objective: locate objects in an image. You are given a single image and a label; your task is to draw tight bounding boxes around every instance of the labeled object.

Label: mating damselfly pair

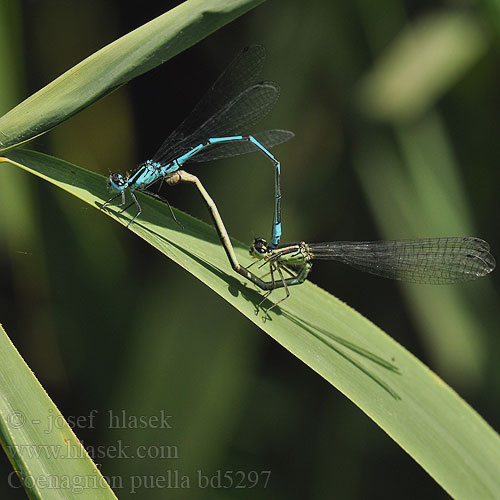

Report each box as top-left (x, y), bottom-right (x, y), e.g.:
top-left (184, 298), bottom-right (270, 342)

top-left (103, 45), bottom-right (495, 318)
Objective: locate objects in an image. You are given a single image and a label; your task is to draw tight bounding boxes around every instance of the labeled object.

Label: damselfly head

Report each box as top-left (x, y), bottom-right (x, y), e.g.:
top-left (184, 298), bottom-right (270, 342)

top-left (249, 237), bottom-right (269, 257)
top-left (108, 172), bottom-right (127, 192)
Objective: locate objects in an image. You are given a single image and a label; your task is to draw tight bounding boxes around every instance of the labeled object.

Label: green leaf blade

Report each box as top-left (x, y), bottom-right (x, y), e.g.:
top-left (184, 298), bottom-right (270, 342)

top-left (0, 321), bottom-right (118, 500)
top-left (0, 0), bottom-right (263, 152)
top-left (3, 148), bottom-right (500, 500)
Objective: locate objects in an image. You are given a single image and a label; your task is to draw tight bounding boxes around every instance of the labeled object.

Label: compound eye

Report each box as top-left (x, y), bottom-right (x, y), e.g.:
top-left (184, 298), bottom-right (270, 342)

top-left (254, 238), bottom-right (268, 254)
top-left (111, 173), bottom-right (125, 186)
top-left (108, 173), bottom-right (126, 190)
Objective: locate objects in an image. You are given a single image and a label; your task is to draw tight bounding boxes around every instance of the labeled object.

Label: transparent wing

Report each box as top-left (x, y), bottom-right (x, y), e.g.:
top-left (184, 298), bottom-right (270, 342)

top-left (168, 44), bottom-right (265, 139)
top-left (152, 45), bottom-right (284, 165)
top-left (153, 81), bottom-right (281, 165)
top-left (308, 237), bottom-right (495, 284)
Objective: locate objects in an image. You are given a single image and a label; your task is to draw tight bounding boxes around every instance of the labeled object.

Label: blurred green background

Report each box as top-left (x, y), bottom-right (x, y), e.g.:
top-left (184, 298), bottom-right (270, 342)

top-left (1, 0), bottom-right (499, 498)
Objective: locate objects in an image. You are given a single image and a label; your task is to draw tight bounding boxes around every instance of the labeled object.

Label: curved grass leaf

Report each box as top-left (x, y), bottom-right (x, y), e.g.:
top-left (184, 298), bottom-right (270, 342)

top-left (0, 321), bottom-right (117, 500)
top-left (2, 149), bottom-right (500, 500)
top-left (357, 11), bottom-right (486, 122)
top-left (0, 0), bottom-right (263, 152)
top-left (353, 117), bottom-right (490, 383)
